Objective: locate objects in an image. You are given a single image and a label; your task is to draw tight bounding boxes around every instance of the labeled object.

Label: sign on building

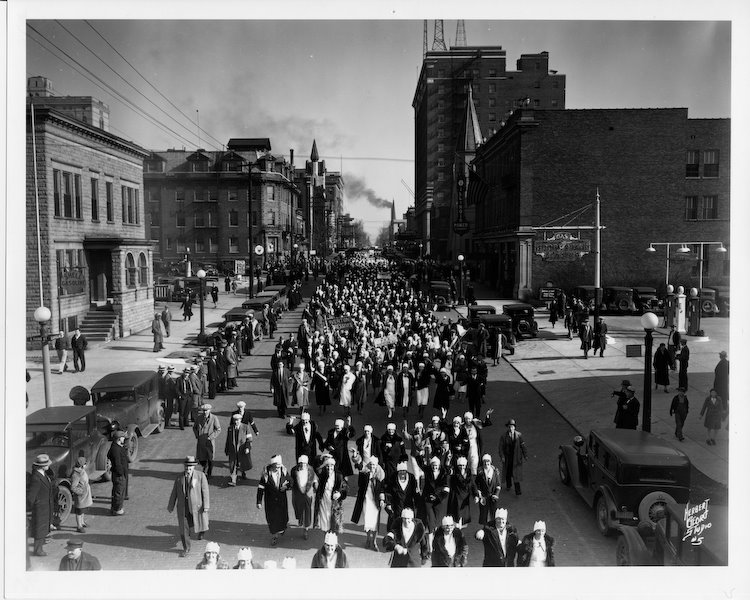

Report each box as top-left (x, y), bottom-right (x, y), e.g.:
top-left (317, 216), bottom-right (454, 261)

top-left (534, 232), bottom-right (591, 261)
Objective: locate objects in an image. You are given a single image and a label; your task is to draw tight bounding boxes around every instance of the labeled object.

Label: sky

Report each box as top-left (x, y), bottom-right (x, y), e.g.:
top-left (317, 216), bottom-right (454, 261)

top-left (21, 15), bottom-right (733, 241)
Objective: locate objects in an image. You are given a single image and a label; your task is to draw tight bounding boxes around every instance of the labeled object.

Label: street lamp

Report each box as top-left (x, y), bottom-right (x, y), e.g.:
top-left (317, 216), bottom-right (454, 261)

top-left (293, 243), bottom-right (299, 268)
top-left (640, 311), bottom-right (659, 432)
top-left (457, 254), bottom-right (465, 305)
top-left (419, 242), bottom-right (423, 259)
top-left (646, 241), bottom-right (727, 289)
top-left (33, 306), bottom-right (53, 408)
top-left (185, 247), bottom-right (192, 278)
top-left (196, 269), bottom-right (207, 344)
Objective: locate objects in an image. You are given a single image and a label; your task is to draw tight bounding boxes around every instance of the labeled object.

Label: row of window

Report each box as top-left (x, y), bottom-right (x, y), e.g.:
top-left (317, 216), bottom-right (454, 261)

top-left (53, 168), bottom-right (138, 224)
top-left (164, 237), bottom-right (246, 254)
top-left (685, 196), bottom-right (719, 221)
top-left (56, 249), bottom-right (148, 293)
top-left (124, 252), bottom-right (149, 288)
top-left (686, 150), bottom-right (719, 178)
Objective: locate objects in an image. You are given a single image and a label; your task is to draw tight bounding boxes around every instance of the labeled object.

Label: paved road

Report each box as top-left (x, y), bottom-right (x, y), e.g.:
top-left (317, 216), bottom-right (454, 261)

top-left (29, 288), bottom-right (618, 570)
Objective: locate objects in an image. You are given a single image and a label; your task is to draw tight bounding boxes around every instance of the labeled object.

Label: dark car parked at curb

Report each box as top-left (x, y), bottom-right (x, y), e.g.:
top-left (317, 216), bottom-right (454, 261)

top-left (558, 429), bottom-right (691, 536)
top-left (502, 303), bottom-right (539, 339)
top-left (467, 304), bottom-right (496, 327)
top-left (26, 406), bottom-right (111, 526)
top-left (616, 502), bottom-right (727, 566)
top-left (89, 371), bottom-right (165, 463)
top-left (633, 286), bottom-right (663, 314)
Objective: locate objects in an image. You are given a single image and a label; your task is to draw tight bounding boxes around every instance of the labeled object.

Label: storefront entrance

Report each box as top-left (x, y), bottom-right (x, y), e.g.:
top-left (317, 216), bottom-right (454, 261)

top-left (86, 249), bottom-right (112, 303)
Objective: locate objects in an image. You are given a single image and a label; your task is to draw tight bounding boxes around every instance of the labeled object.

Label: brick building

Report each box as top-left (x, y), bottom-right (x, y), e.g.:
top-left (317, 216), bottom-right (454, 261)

top-left (413, 47), bottom-right (566, 260)
top-left (26, 96), bottom-right (152, 344)
top-left (144, 139), bottom-right (300, 274)
top-left (470, 108), bottom-right (730, 299)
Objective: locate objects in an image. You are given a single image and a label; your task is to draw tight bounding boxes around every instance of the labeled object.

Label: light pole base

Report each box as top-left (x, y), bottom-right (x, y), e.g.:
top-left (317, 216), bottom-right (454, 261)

top-left (196, 332), bottom-right (210, 346)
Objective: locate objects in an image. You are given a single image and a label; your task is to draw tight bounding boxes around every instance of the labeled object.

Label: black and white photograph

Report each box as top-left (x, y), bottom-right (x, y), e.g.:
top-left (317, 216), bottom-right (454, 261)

top-left (7, 0), bottom-right (749, 598)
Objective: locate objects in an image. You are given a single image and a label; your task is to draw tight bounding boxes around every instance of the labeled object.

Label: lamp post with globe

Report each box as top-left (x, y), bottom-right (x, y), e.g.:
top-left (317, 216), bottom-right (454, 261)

top-left (33, 306), bottom-right (53, 408)
top-left (196, 269), bottom-right (207, 345)
top-left (640, 311), bottom-right (659, 432)
top-left (457, 254), bottom-right (465, 305)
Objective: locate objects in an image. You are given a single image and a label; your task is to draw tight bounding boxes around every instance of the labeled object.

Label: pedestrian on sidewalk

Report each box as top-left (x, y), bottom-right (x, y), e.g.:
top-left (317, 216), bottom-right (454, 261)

top-left (612, 379), bottom-right (631, 426)
top-left (578, 319), bottom-right (594, 359)
top-left (54, 331), bottom-right (70, 374)
top-left (151, 313), bottom-right (165, 352)
top-left (160, 366), bottom-right (177, 427)
top-left (677, 340), bottom-right (690, 389)
top-left (564, 306), bottom-right (575, 340)
top-left (595, 317), bottom-right (608, 357)
top-left (180, 292), bottom-right (194, 321)
top-left (176, 369), bottom-right (191, 429)
top-left (210, 285), bottom-right (219, 308)
top-left (167, 456), bottom-right (210, 558)
top-left (71, 328), bottom-right (88, 372)
top-left (667, 325), bottom-right (681, 370)
top-left (224, 275), bottom-right (231, 294)
top-left (548, 306), bottom-right (558, 329)
top-left (107, 430), bottom-right (130, 516)
top-left (27, 453), bottom-right (55, 557)
top-left (699, 388), bottom-right (725, 445)
top-left (161, 305), bottom-right (172, 337)
top-left (70, 456), bottom-right (93, 533)
top-left (499, 419), bottom-right (527, 495)
top-left (669, 387), bottom-right (689, 441)
top-left (616, 387), bottom-right (640, 430)
top-left (58, 539), bottom-right (101, 571)
top-left (653, 343), bottom-right (671, 393)
top-left (713, 351), bottom-right (729, 424)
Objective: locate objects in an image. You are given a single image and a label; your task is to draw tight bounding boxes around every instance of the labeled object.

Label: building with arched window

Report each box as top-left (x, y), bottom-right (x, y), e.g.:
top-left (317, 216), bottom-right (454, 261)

top-left (27, 78), bottom-right (154, 344)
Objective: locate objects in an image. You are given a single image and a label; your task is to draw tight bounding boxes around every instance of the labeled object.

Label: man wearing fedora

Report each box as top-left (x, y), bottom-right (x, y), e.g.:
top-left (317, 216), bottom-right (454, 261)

top-left (612, 379), bottom-right (631, 426)
top-left (27, 453), bottom-right (56, 556)
top-left (176, 368), bottom-right (192, 430)
top-left (107, 430), bottom-right (131, 516)
top-left (58, 539), bottom-right (101, 571)
top-left (193, 404), bottom-right (221, 478)
top-left (669, 387), bottom-right (690, 442)
top-left (168, 456), bottom-right (210, 557)
top-left (499, 419), bottom-right (527, 495)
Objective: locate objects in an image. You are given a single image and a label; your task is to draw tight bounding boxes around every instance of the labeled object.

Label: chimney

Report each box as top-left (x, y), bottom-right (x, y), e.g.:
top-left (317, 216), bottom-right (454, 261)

top-left (290, 149), bottom-right (294, 168)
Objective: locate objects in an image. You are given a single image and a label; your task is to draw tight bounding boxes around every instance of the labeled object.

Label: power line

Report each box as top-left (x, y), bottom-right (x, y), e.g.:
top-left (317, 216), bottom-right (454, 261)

top-left (83, 20), bottom-right (225, 150)
top-left (27, 25), bottom-right (203, 151)
top-left (52, 20), bottom-right (222, 151)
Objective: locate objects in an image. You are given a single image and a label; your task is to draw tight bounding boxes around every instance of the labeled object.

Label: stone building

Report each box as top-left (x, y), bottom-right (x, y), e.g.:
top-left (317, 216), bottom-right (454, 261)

top-left (470, 108), bottom-right (730, 299)
top-left (26, 83), bottom-right (152, 344)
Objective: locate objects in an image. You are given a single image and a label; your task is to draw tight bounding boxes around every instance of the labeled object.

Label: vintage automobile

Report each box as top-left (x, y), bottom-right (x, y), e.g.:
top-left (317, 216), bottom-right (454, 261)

top-left (699, 288), bottom-right (720, 317)
top-left (247, 290), bottom-right (284, 313)
top-left (502, 303), bottom-right (539, 338)
top-left (263, 284), bottom-right (289, 310)
top-left (559, 429), bottom-right (691, 536)
top-left (632, 286), bottom-right (662, 314)
top-left (602, 287), bottom-right (638, 314)
top-left (26, 406), bottom-right (111, 525)
top-left (222, 306), bottom-right (258, 325)
top-left (713, 285), bottom-right (729, 317)
top-left (89, 371), bottom-right (165, 462)
top-left (429, 280), bottom-right (453, 305)
top-left (615, 502), bottom-right (727, 566)
top-left (461, 313), bottom-right (515, 356)
top-left (467, 304), bottom-right (496, 327)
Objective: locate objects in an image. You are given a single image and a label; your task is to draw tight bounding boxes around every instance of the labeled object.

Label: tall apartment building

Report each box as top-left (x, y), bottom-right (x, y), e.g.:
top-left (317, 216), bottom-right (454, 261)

top-left (26, 79), bottom-right (152, 344)
top-left (413, 47), bottom-right (566, 259)
top-left (471, 108), bottom-right (730, 298)
top-left (143, 139), bottom-right (301, 274)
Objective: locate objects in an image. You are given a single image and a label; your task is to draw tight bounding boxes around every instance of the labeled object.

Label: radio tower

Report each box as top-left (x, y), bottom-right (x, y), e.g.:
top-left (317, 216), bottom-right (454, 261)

top-left (432, 20), bottom-right (447, 51)
top-left (423, 20), bottom-right (428, 58)
top-left (455, 20), bottom-right (467, 46)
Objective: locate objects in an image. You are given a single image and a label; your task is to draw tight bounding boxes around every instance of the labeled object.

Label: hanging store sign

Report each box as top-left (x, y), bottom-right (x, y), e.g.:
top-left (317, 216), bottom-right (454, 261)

top-left (254, 245), bottom-right (265, 255)
top-left (453, 172), bottom-right (469, 235)
top-left (534, 232), bottom-right (591, 261)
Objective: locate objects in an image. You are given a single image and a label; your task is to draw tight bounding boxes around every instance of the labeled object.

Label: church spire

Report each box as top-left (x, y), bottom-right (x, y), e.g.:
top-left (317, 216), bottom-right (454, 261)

top-left (457, 85), bottom-right (483, 153)
top-left (310, 139), bottom-right (319, 162)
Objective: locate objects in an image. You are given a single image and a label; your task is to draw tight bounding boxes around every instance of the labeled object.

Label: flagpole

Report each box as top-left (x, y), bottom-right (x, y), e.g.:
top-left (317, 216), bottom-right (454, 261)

top-left (593, 188), bottom-right (602, 327)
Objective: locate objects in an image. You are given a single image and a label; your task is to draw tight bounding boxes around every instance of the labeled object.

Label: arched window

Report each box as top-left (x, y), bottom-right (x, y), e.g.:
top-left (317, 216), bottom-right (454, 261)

top-left (138, 252), bottom-right (148, 286)
top-left (125, 253), bottom-right (136, 288)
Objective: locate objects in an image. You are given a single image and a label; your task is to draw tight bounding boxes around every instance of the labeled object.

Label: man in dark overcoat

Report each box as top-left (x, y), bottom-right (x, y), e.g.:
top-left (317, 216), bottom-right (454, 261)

top-left (474, 507), bottom-right (519, 567)
top-left (27, 454), bottom-right (56, 556)
top-left (159, 365), bottom-right (178, 427)
top-left (107, 430), bottom-right (130, 515)
top-left (193, 403), bottom-right (221, 478)
top-left (499, 419), bottom-right (527, 495)
top-left (383, 462), bottom-right (420, 532)
top-left (378, 422), bottom-right (406, 482)
top-left (286, 411), bottom-right (323, 462)
top-left (58, 539), bottom-right (101, 570)
top-left (270, 358), bottom-right (290, 419)
top-left (383, 508), bottom-right (429, 567)
top-left (224, 414), bottom-right (250, 486)
top-left (70, 328), bottom-right (88, 372)
top-left (161, 305), bottom-right (172, 337)
top-left (256, 455), bottom-right (291, 545)
top-left (322, 417), bottom-right (355, 477)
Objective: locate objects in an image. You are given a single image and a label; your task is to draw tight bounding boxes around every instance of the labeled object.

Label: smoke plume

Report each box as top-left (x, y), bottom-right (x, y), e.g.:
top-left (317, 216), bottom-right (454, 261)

top-left (344, 173), bottom-right (392, 209)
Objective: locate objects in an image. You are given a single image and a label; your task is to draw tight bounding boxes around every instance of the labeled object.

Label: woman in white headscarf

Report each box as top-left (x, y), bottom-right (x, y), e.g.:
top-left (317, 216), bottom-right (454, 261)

top-left (339, 364), bottom-right (355, 415)
top-left (382, 365), bottom-right (397, 419)
top-left (475, 454), bottom-right (503, 525)
top-left (351, 456), bottom-right (385, 551)
top-left (517, 520), bottom-right (555, 567)
top-left (314, 457), bottom-right (348, 539)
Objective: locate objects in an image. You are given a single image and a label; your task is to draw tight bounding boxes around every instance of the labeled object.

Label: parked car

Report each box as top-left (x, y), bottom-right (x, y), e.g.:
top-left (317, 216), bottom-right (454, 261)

top-left (632, 286), bottom-right (663, 314)
top-left (502, 303), bottom-right (539, 338)
top-left (263, 284), bottom-right (289, 310)
top-left (89, 371), bottom-right (165, 462)
top-left (467, 304), bottom-right (496, 327)
top-left (713, 285), bottom-right (729, 317)
top-left (460, 313), bottom-right (515, 356)
top-left (429, 280), bottom-right (452, 305)
top-left (26, 406), bottom-right (111, 525)
top-left (615, 502), bottom-right (727, 566)
top-left (699, 288), bottom-right (720, 317)
top-left (242, 290), bottom-right (283, 313)
top-left (602, 287), bottom-right (638, 314)
top-left (200, 263), bottom-right (219, 277)
top-left (223, 307), bottom-right (257, 324)
top-left (558, 429), bottom-right (691, 536)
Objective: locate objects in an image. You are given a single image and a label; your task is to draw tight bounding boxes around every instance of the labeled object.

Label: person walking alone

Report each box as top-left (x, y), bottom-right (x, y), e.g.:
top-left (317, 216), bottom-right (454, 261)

top-left (167, 456), bottom-right (210, 558)
top-left (161, 305), bottom-right (172, 337)
top-left (151, 313), bottom-right (165, 352)
top-left (70, 456), bottom-right (93, 533)
top-left (499, 419), bottom-right (527, 495)
top-left (669, 387), bottom-right (689, 442)
top-left (70, 328), bottom-right (88, 372)
top-left (676, 340), bottom-right (690, 390)
top-left (699, 388), bottom-right (725, 446)
top-left (107, 431), bottom-right (130, 516)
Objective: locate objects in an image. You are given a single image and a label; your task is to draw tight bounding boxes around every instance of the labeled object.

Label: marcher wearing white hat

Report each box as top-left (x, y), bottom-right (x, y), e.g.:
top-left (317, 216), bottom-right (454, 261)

top-left (431, 513), bottom-right (468, 567)
top-left (352, 452), bottom-right (385, 551)
top-left (290, 452), bottom-right (317, 540)
top-left (310, 531), bottom-right (349, 568)
top-left (234, 547), bottom-right (255, 569)
top-left (383, 506), bottom-right (429, 567)
top-left (518, 519), bottom-right (554, 567)
top-left (474, 507), bottom-right (519, 566)
top-left (256, 454), bottom-right (291, 546)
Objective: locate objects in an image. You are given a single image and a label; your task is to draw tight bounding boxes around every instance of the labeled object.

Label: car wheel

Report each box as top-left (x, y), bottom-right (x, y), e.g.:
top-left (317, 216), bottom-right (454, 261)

top-left (55, 486), bottom-right (73, 526)
top-left (558, 455), bottom-right (571, 485)
top-left (596, 495), bottom-right (612, 536)
top-left (518, 321), bottom-right (531, 335)
top-left (156, 405), bottom-right (166, 433)
top-left (616, 535), bottom-right (634, 566)
top-left (127, 431), bottom-right (139, 462)
top-left (638, 491), bottom-right (676, 525)
top-left (618, 298), bottom-right (630, 312)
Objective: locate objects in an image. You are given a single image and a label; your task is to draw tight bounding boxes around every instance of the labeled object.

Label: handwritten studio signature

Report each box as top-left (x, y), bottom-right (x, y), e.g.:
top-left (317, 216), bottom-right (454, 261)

top-left (683, 499), bottom-right (712, 546)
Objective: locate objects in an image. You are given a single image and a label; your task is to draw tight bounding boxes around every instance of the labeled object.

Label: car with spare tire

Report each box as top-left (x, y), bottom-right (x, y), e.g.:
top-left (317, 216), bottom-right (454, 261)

top-left (558, 429), bottom-right (691, 536)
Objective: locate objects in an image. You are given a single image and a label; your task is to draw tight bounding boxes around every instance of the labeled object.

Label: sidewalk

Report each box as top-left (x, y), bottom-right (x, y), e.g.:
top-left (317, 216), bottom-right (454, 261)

top-left (465, 281), bottom-right (730, 487)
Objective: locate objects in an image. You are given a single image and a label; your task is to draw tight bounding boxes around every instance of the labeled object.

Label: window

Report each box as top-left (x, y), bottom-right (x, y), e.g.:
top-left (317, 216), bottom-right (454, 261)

top-left (437, 158), bottom-right (445, 167)
top-left (53, 170), bottom-right (82, 218)
top-left (438, 128), bottom-right (445, 138)
top-left (194, 210), bottom-right (205, 228)
top-left (208, 237), bottom-right (216, 253)
top-left (703, 150), bottom-right (719, 178)
top-left (702, 196), bottom-right (718, 220)
top-left (488, 98), bottom-right (496, 107)
top-left (165, 238), bottom-right (173, 250)
top-left (438, 85), bottom-right (445, 94)
top-left (176, 240), bottom-right (186, 252)
top-left (229, 209), bottom-right (239, 227)
top-left (138, 252), bottom-right (148, 286)
top-left (125, 253), bottom-right (137, 288)
top-left (252, 211), bottom-right (258, 226)
top-left (228, 188), bottom-right (238, 202)
top-left (175, 188), bottom-right (184, 202)
top-left (229, 236), bottom-right (239, 253)
top-left (207, 208), bottom-right (217, 227)
top-left (266, 185), bottom-right (275, 201)
top-left (489, 83), bottom-right (496, 93)
top-left (553, 80), bottom-right (559, 89)
top-left (685, 196), bottom-right (698, 220)
top-left (145, 161), bottom-right (163, 173)
top-left (686, 150), bottom-right (699, 178)
top-left (105, 182), bottom-right (114, 222)
top-left (437, 100), bottom-right (444, 109)
top-left (472, 69), bottom-right (479, 78)
top-left (196, 237), bottom-right (205, 252)
top-left (471, 83), bottom-right (479, 95)
top-left (533, 99), bottom-right (540, 107)
top-left (176, 207), bottom-right (185, 227)
top-left (690, 244), bottom-right (709, 278)
top-left (551, 100), bottom-right (559, 108)
top-left (437, 172), bottom-right (445, 182)
top-left (150, 209), bottom-right (160, 227)
top-left (489, 69), bottom-right (496, 77)
top-left (121, 186), bottom-right (139, 224)
top-left (90, 178), bottom-right (99, 221)
top-left (489, 113), bottom-right (497, 122)
top-left (438, 115), bottom-right (445, 123)
top-left (534, 81), bottom-right (541, 88)
top-left (191, 160), bottom-right (208, 172)
top-left (437, 69), bottom-right (445, 77)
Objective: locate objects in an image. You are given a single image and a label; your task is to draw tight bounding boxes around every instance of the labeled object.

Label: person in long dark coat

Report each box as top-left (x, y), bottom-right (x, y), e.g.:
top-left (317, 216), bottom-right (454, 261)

top-left (256, 455), bottom-right (291, 545)
top-left (579, 319), bottom-right (594, 359)
top-left (499, 419), bottom-right (527, 495)
top-left (617, 387), bottom-right (641, 430)
top-left (700, 389), bottom-right (725, 446)
top-left (669, 388), bottom-right (689, 442)
top-left (151, 313), bottom-right (165, 352)
top-left (475, 454), bottom-right (504, 525)
top-left (108, 431), bottom-right (130, 515)
top-left (383, 508), bottom-right (429, 568)
top-left (322, 417), bottom-right (355, 477)
top-left (270, 360), bottom-right (290, 419)
top-left (653, 342), bottom-right (671, 393)
top-left (383, 464), bottom-right (420, 531)
top-left (431, 515), bottom-right (468, 567)
top-left (311, 360), bottom-right (331, 416)
top-left (193, 404), bottom-right (221, 478)
top-left (290, 455), bottom-right (318, 539)
top-left (286, 412), bottom-right (324, 462)
top-left (447, 456), bottom-right (479, 527)
top-left (713, 351), bottom-right (729, 417)
top-left (379, 422), bottom-right (406, 482)
top-left (517, 521), bottom-right (555, 567)
top-left (161, 305), bottom-right (172, 337)
top-left (474, 508), bottom-right (519, 567)
top-left (180, 294), bottom-right (194, 321)
top-left (58, 540), bottom-right (101, 570)
top-left (677, 340), bottom-right (690, 390)
top-left (422, 456), bottom-right (450, 550)
top-left (433, 368), bottom-right (453, 412)
top-left (27, 454), bottom-right (56, 556)
top-left (352, 363), bottom-right (368, 415)
top-left (224, 414), bottom-right (250, 485)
